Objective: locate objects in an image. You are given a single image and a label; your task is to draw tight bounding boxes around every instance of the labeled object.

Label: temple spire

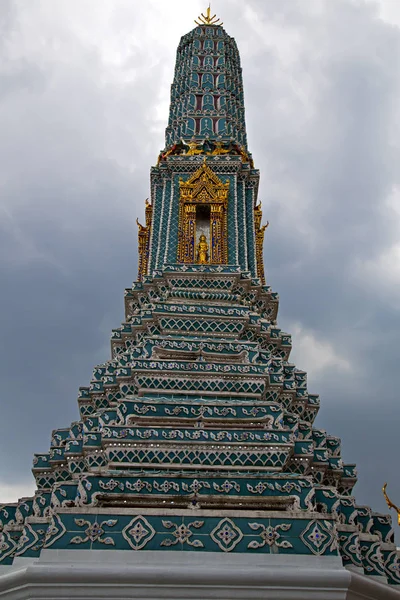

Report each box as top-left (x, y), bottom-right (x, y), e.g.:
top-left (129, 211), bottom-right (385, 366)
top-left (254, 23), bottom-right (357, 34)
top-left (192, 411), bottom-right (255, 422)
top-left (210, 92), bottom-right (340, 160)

top-left (165, 19), bottom-right (247, 150)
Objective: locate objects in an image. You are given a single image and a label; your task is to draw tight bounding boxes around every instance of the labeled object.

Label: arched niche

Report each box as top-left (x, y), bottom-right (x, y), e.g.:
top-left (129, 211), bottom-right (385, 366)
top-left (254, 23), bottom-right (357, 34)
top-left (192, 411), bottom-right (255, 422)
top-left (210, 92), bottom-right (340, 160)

top-left (177, 161), bottom-right (229, 264)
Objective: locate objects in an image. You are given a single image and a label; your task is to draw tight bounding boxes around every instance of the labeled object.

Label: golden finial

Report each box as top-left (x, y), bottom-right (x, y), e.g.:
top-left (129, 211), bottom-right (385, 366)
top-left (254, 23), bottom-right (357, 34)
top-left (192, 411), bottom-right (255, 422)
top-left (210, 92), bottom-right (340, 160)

top-left (383, 483), bottom-right (400, 525)
top-left (195, 4), bottom-right (223, 26)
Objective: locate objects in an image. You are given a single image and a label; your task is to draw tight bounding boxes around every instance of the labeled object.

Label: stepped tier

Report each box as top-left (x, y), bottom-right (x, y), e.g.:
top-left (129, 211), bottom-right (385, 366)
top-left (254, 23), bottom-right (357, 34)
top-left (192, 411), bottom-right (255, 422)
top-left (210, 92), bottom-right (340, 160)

top-left (1, 265), bottom-right (399, 588)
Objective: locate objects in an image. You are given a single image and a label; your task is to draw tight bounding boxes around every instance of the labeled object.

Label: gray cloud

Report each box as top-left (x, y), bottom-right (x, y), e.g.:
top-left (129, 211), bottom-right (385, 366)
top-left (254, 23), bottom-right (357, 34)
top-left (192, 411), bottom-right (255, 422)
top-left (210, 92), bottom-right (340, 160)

top-left (232, 0), bottom-right (400, 519)
top-left (1, 0), bottom-right (400, 531)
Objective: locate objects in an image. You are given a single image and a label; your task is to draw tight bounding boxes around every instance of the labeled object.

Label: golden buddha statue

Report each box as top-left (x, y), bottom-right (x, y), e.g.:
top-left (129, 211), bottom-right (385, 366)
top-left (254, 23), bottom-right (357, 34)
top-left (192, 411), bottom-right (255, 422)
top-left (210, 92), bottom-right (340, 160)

top-left (196, 234), bottom-right (209, 264)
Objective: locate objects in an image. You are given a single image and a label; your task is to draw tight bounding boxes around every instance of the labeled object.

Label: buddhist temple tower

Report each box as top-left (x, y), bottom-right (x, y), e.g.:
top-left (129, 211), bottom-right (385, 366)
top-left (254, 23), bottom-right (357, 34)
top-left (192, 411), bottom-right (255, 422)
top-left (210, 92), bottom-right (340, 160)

top-left (1, 9), bottom-right (399, 600)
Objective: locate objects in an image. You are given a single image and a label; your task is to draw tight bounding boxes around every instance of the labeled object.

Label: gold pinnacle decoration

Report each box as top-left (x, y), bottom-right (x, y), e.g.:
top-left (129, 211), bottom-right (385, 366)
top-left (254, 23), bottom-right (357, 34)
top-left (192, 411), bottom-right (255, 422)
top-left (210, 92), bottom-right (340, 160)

top-left (136, 199), bottom-right (152, 281)
top-left (383, 483), bottom-right (400, 525)
top-left (254, 204), bottom-right (269, 286)
top-left (195, 4), bottom-right (223, 26)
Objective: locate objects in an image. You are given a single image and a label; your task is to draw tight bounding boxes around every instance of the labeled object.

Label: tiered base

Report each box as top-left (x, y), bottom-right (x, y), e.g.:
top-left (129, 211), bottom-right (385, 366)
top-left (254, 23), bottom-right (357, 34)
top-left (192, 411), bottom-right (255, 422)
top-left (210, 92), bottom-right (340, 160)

top-left (0, 550), bottom-right (399, 599)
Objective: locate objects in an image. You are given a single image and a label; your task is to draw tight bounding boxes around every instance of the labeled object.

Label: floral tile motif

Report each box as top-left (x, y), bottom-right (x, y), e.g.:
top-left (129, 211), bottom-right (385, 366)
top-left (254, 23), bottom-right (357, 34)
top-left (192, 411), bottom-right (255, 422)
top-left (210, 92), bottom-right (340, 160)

top-left (247, 522), bottom-right (293, 549)
top-left (70, 518), bottom-right (118, 546)
top-left (360, 539), bottom-right (386, 577)
top-left (210, 518), bottom-right (243, 552)
top-left (338, 531), bottom-right (363, 569)
top-left (383, 549), bottom-right (400, 585)
top-left (160, 520), bottom-right (204, 548)
top-left (300, 520), bottom-right (335, 555)
top-left (43, 513), bottom-right (67, 549)
top-left (122, 516), bottom-right (156, 550)
top-left (0, 532), bottom-right (12, 563)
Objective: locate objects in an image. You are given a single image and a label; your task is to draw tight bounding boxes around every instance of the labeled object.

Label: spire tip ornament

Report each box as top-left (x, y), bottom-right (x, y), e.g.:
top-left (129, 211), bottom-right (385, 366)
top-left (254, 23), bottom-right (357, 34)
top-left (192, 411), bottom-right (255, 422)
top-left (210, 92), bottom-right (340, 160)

top-left (195, 4), bottom-right (223, 26)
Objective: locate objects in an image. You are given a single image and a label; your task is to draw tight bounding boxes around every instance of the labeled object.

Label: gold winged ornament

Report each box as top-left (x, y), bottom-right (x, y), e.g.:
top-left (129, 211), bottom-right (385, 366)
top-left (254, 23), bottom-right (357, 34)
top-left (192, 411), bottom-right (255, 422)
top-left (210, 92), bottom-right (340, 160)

top-left (383, 483), bottom-right (400, 525)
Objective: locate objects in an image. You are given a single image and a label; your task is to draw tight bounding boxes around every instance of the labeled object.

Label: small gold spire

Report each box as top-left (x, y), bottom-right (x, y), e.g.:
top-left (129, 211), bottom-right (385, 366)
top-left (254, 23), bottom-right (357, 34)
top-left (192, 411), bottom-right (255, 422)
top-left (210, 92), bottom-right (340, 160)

top-left (136, 199), bottom-right (152, 281)
top-left (195, 4), bottom-right (223, 26)
top-left (383, 483), bottom-right (400, 526)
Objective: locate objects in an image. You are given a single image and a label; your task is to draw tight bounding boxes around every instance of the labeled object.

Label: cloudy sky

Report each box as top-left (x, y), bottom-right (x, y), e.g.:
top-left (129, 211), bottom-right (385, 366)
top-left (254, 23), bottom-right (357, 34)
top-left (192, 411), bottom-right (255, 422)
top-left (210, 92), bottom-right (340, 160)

top-left (1, 0), bottom-right (400, 530)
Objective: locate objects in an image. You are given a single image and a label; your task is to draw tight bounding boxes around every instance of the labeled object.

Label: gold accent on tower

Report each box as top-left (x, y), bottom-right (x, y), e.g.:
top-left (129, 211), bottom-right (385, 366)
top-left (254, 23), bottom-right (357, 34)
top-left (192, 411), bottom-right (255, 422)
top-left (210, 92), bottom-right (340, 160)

top-left (254, 204), bottom-right (269, 285)
top-left (383, 483), bottom-right (400, 525)
top-left (136, 199), bottom-right (152, 281)
top-left (178, 160), bottom-right (229, 264)
top-left (195, 5), bottom-right (223, 26)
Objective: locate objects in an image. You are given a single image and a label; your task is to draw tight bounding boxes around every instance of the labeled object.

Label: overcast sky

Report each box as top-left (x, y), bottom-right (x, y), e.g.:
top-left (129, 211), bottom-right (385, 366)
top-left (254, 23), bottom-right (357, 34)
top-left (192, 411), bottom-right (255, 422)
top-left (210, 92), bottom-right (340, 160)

top-left (1, 0), bottom-right (400, 531)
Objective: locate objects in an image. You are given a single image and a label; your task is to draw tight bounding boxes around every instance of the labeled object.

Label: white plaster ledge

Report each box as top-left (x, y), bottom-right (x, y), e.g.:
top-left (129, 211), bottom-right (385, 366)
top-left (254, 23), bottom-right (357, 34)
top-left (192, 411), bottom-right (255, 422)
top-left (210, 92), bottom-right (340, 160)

top-left (0, 550), bottom-right (398, 600)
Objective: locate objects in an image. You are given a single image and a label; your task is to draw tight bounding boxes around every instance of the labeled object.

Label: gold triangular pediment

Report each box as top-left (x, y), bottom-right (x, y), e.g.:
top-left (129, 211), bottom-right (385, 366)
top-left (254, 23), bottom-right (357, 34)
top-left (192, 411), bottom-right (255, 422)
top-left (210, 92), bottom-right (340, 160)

top-left (186, 161), bottom-right (224, 186)
top-left (179, 161), bottom-right (229, 203)
top-left (192, 179), bottom-right (217, 200)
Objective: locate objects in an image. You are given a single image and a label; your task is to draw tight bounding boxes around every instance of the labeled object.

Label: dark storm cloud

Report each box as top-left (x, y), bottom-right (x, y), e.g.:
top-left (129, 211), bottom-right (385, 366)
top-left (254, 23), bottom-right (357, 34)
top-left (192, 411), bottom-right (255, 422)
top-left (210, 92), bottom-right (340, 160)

top-left (1, 0), bottom-right (400, 528)
top-left (0, 0), bottom-right (166, 487)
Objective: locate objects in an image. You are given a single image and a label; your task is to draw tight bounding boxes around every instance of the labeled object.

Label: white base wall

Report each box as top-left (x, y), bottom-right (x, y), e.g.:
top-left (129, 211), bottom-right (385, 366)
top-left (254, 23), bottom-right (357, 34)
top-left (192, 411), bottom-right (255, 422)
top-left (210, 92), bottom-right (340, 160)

top-left (0, 550), bottom-right (399, 600)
